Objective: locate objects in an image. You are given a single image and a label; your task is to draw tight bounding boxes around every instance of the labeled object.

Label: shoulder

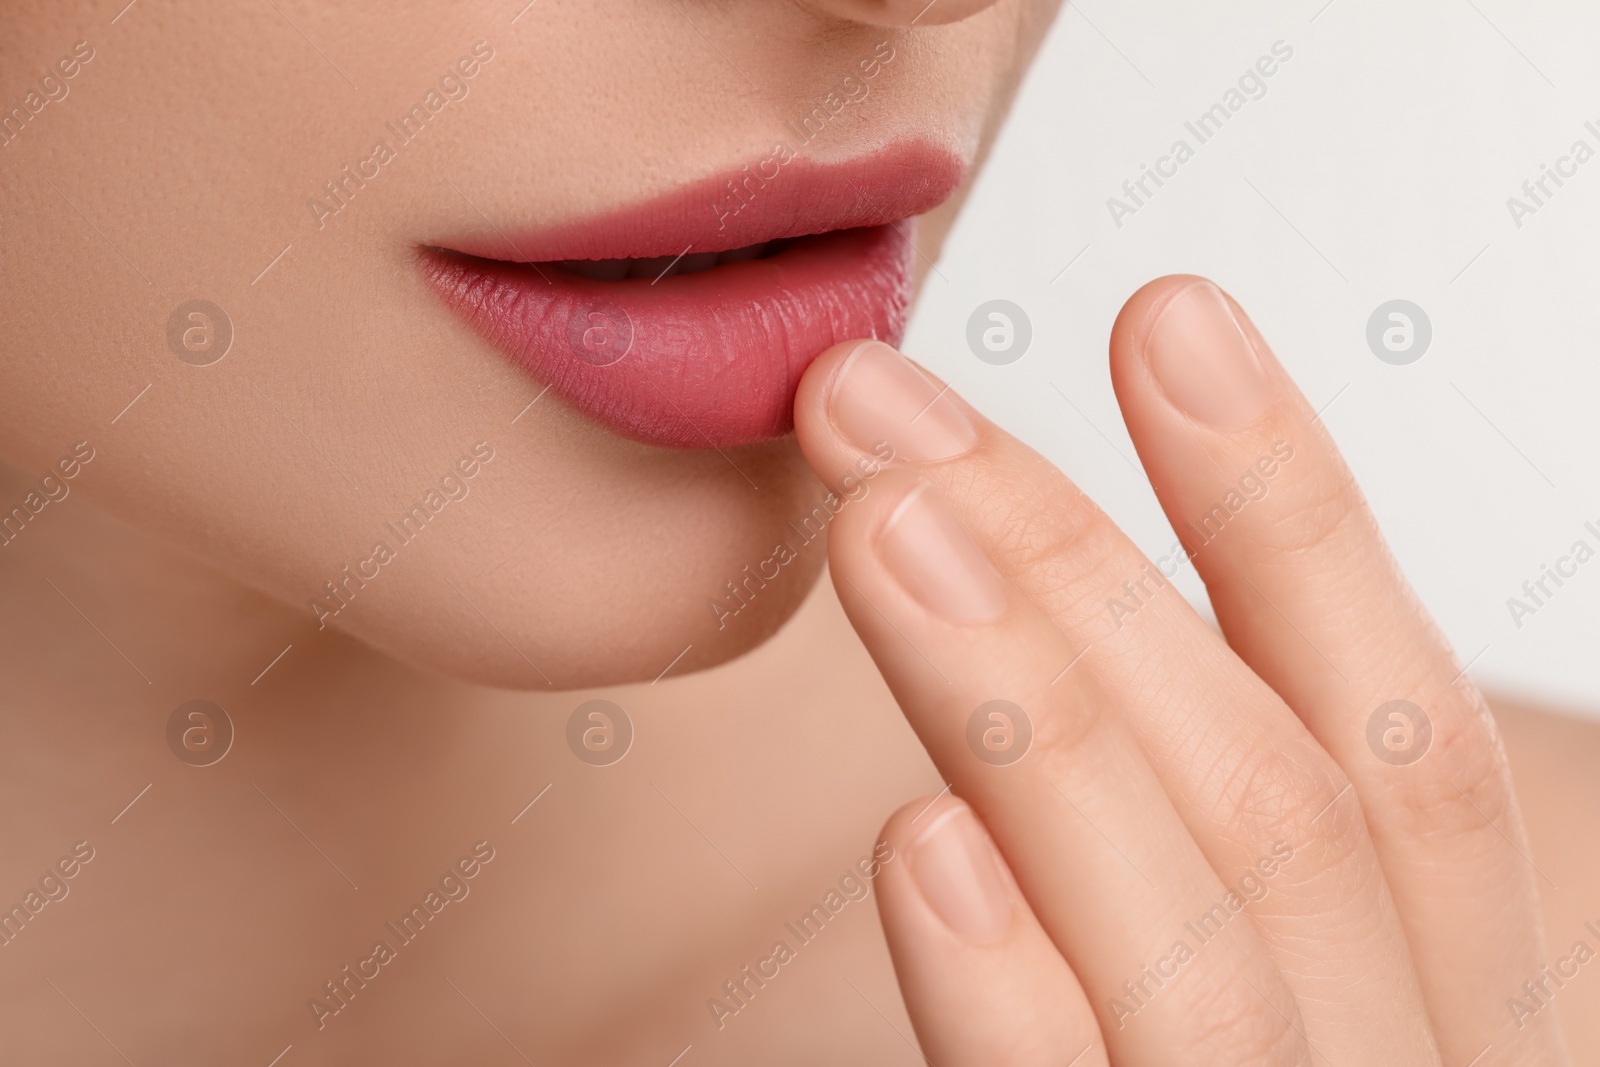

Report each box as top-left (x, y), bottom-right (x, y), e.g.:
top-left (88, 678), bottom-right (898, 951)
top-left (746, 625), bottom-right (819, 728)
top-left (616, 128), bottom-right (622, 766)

top-left (1494, 692), bottom-right (1600, 1059)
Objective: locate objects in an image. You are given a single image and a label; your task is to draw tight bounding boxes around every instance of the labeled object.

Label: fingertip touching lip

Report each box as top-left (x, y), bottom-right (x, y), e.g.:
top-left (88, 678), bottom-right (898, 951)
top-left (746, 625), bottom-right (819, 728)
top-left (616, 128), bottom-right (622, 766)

top-left (423, 141), bottom-right (963, 450)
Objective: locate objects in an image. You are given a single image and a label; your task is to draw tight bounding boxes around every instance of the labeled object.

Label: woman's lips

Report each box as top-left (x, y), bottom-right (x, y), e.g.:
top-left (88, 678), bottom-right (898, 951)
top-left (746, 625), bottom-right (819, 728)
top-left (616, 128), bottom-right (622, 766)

top-left (424, 225), bottom-right (915, 448)
top-left (422, 142), bottom-right (962, 450)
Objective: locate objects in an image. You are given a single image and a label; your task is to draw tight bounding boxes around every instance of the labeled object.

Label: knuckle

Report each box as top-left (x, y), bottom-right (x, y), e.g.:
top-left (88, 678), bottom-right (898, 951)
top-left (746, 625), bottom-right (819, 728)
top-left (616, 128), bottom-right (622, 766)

top-left (942, 448), bottom-right (1179, 641)
top-left (1028, 677), bottom-right (1115, 773)
top-left (1182, 974), bottom-right (1308, 1067)
top-left (1240, 462), bottom-right (1368, 562)
top-left (971, 452), bottom-right (1098, 564)
top-left (1215, 729), bottom-right (1365, 863)
top-left (956, 452), bottom-right (1134, 624)
top-left (1382, 688), bottom-right (1518, 842)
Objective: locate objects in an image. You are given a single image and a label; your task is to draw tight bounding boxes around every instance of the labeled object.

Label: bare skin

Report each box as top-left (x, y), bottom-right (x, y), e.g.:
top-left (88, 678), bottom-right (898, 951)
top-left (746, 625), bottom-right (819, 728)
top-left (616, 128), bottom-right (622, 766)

top-left (1494, 697), bottom-right (1600, 1058)
top-left (790, 279), bottom-right (1590, 1065)
top-left (5, 336), bottom-right (1599, 1064)
top-left (1, 476), bottom-right (1594, 1063)
top-left (0, 475), bottom-right (930, 1064)
top-left (2, 3), bottom-right (1593, 1064)
top-left (3, 3), bottom-right (1056, 1057)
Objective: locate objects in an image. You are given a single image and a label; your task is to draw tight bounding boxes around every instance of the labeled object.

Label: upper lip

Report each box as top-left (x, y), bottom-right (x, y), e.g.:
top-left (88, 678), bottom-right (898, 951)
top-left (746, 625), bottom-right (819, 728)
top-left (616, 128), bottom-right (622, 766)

top-left (428, 139), bottom-right (966, 264)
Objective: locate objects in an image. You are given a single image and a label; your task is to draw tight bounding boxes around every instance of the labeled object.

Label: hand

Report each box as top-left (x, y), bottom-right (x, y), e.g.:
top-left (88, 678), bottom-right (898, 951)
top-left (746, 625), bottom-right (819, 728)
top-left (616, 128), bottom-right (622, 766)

top-left (793, 276), bottom-right (1565, 1066)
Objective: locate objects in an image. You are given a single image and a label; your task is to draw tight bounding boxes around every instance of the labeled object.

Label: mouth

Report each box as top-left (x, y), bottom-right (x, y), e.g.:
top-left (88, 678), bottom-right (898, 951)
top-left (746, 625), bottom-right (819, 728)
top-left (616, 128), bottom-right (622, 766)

top-left (421, 140), bottom-right (964, 450)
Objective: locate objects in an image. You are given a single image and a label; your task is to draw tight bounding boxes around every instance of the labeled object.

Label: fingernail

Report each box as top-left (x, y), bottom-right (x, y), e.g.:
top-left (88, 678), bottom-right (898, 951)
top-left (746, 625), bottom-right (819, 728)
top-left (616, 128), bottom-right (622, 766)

top-left (911, 804), bottom-right (1012, 945)
top-left (877, 483), bottom-right (1006, 624)
top-left (1146, 281), bottom-right (1272, 429)
top-left (830, 341), bottom-right (978, 462)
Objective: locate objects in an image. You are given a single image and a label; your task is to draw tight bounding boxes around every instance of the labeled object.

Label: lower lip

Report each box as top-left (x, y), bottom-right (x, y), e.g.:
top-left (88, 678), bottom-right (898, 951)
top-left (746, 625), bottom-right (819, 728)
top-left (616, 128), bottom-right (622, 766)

top-left (422, 223), bottom-right (915, 449)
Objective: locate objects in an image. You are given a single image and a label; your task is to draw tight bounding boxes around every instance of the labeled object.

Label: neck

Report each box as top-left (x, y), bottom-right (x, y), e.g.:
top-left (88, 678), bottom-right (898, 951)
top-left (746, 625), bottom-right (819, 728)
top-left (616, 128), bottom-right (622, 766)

top-left (0, 458), bottom-right (927, 1060)
top-left (0, 455), bottom-right (437, 705)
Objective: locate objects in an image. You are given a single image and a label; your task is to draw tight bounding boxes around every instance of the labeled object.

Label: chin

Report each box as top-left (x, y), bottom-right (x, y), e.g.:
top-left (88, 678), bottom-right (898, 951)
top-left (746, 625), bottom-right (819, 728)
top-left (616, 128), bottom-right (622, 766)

top-left (324, 435), bottom-right (834, 692)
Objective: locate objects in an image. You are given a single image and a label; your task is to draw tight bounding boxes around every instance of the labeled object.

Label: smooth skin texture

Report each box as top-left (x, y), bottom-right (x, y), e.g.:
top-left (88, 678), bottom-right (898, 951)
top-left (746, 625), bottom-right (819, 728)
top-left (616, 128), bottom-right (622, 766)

top-left (4, 2), bottom-right (1600, 1063)
top-left (795, 277), bottom-right (1569, 1065)
top-left (0, 0), bottom-right (1060, 689)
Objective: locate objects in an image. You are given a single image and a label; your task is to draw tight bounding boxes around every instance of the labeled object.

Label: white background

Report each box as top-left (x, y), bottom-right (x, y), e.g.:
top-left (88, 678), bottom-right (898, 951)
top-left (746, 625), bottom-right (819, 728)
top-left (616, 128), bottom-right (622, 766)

top-left (906, 0), bottom-right (1600, 713)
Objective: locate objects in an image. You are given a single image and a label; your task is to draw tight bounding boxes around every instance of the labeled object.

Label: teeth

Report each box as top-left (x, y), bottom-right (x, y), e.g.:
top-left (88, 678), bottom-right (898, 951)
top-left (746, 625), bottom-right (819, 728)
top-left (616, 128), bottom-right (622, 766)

top-left (557, 239), bottom-right (775, 281)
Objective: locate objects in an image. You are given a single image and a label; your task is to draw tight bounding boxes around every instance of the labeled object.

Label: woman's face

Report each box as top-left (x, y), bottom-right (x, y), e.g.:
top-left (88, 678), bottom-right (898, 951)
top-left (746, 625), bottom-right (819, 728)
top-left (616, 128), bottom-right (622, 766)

top-left (1, 0), bottom-right (1059, 688)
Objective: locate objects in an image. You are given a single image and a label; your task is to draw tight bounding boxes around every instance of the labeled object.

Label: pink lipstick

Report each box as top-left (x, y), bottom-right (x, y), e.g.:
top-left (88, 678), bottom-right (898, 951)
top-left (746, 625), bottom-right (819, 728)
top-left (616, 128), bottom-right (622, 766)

top-left (422, 141), bottom-right (963, 449)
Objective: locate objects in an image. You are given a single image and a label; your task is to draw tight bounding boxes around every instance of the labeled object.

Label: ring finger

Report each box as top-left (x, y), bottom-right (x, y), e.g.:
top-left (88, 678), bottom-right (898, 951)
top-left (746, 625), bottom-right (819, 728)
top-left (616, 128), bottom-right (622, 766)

top-left (821, 461), bottom-right (1309, 1065)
